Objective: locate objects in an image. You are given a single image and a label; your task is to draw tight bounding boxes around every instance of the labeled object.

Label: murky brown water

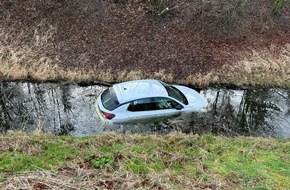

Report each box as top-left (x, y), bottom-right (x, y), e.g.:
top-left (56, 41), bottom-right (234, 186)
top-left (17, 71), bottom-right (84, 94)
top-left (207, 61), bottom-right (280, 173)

top-left (0, 82), bottom-right (289, 138)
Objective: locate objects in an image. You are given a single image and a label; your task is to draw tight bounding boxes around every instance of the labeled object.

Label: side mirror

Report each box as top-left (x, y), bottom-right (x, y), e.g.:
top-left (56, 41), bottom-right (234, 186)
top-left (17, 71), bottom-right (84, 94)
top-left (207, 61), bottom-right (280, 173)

top-left (175, 104), bottom-right (183, 110)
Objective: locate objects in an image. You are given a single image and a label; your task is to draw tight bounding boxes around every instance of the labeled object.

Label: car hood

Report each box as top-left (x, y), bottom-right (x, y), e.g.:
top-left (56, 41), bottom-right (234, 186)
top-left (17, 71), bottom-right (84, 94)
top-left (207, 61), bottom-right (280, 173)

top-left (173, 85), bottom-right (208, 111)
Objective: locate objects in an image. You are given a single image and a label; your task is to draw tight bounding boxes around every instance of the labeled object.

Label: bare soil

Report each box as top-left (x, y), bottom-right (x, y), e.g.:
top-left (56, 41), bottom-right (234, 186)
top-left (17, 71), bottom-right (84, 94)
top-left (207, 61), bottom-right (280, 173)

top-left (0, 0), bottom-right (289, 83)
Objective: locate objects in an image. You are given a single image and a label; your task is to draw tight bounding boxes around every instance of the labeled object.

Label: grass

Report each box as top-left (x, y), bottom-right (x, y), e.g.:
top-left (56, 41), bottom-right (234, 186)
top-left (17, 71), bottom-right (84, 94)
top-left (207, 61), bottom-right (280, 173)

top-left (272, 0), bottom-right (290, 15)
top-left (0, 132), bottom-right (289, 189)
top-left (0, 18), bottom-right (289, 87)
top-left (177, 44), bottom-right (290, 87)
top-left (223, 44), bottom-right (290, 87)
top-left (0, 22), bottom-right (175, 84)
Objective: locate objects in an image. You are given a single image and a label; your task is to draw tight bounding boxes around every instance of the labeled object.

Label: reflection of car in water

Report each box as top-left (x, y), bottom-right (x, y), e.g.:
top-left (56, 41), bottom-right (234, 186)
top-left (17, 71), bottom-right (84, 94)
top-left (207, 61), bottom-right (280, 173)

top-left (95, 79), bottom-right (208, 125)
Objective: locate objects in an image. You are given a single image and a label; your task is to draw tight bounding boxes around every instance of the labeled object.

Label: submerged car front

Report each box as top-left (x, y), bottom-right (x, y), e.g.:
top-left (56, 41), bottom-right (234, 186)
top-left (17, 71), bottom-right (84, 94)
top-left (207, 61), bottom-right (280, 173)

top-left (172, 85), bottom-right (208, 112)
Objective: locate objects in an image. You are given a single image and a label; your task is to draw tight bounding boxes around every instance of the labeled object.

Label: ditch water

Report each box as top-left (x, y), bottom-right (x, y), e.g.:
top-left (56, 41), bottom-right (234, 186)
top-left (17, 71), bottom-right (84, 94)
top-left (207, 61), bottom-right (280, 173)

top-left (0, 81), bottom-right (289, 138)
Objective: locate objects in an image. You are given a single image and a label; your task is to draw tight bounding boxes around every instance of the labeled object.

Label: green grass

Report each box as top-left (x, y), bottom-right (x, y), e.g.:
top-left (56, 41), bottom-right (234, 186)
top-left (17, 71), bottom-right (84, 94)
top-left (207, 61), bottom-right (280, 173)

top-left (0, 133), bottom-right (289, 189)
top-left (272, 0), bottom-right (289, 15)
top-left (0, 139), bottom-right (77, 173)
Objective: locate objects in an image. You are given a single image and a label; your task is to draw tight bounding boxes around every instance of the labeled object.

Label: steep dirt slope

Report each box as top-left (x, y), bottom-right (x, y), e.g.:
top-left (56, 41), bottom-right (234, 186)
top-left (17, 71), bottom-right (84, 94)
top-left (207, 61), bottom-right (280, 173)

top-left (0, 0), bottom-right (289, 84)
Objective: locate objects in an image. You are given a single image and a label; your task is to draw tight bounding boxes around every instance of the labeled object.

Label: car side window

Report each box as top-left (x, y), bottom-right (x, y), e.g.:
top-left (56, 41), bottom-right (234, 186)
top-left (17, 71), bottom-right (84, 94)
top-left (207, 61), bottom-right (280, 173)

top-left (154, 97), bottom-right (180, 110)
top-left (128, 97), bottom-right (182, 112)
top-left (127, 98), bottom-right (155, 111)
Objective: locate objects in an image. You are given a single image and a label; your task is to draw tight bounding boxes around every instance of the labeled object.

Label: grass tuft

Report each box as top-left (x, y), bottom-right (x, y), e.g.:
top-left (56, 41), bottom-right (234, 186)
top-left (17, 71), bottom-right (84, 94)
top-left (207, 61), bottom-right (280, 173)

top-left (272, 0), bottom-right (290, 15)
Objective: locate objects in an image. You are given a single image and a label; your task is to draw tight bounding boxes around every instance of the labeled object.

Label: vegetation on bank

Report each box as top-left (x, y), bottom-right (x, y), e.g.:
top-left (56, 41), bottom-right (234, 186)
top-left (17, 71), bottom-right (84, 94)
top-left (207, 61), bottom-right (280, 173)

top-left (1, 1), bottom-right (289, 189)
top-left (0, 132), bottom-right (289, 189)
top-left (0, 0), bottom-right (289, 87)
top-left (0, 19), bottom-right (289, 87)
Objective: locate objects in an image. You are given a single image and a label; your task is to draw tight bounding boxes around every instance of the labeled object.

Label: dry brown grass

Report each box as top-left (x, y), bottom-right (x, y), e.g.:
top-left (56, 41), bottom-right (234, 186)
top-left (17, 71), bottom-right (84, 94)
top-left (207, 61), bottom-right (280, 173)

top-left (224, 43), bottom-right (290, 87)
top-left (179, 43), bottom-right (290, 87)
top-left (0, 18), bottom-right (289, 87)
top-left (0, 19), bottom-right (56, 80)
top-left (180, 72), bottom-right (220, 87)
top-left (0, 20), bottom-right (107, 82)
top-left (0, 20), bottom-right (176, 84)
top-left (0, 26), bottom-right (178, 84)
top-left (177, 43), bottom-right (290, 87)
top-left (0, 169), bottom-right (230, 190)
top-left (118, 70), bottom-right (174, 83)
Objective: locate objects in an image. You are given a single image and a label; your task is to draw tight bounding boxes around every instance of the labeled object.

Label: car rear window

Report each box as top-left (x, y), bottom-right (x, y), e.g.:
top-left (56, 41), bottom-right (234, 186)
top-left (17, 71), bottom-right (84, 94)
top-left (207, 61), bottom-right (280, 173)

top-left (101, 88), bottom-right (120, 111)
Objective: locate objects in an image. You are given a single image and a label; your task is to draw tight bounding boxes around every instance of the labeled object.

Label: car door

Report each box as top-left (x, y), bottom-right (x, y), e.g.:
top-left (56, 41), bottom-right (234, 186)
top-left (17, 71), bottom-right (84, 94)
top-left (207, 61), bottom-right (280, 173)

top-left (126, 97), bottom-right (182, 123)
top-left (126, 98), bottom-right (166, 123)
top-left (153, 97), bottom-right (182, 120)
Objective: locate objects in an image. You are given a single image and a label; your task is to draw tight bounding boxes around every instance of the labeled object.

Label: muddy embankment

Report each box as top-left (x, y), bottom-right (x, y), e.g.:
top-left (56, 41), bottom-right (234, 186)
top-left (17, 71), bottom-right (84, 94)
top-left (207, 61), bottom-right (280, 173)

top-left (0, 0), bottom-right (289, 86)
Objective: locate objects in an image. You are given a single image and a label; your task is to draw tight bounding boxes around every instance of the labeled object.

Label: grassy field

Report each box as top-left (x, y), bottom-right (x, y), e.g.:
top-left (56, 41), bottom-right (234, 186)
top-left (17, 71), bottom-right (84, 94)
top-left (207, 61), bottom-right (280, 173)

top-left (0, 132), bottom-right (289, 189)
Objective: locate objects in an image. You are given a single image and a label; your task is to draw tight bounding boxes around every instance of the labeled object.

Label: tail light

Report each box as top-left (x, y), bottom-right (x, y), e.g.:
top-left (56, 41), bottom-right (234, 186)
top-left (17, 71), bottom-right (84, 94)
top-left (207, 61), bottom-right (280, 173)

top-left (102, 111), bottom-right (115, 120)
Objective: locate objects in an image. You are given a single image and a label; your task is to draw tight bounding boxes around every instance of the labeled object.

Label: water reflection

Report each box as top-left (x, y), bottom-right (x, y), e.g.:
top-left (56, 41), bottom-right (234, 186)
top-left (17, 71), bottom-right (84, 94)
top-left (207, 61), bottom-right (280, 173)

top-left (0, 82), bottom-right (289, 138)
top-left (0, 82), bottom-right (107, 136)
top-left (179, 88), bottom-right (290, 138)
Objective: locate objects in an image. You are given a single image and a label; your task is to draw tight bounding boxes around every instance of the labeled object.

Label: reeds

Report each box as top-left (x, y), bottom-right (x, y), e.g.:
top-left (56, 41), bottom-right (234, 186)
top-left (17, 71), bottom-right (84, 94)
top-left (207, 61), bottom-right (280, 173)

top-left (0, 19), bottom-right (57, 81)
top-left (225, 44), bottom-right (290, 87)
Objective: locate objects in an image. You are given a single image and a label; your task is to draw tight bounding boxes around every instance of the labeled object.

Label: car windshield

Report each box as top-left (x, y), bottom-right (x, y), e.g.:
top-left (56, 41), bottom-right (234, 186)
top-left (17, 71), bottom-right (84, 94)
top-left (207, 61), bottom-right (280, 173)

top-left (160, 82), bottom-right (188, 105)
top-left (101, 88), bottom-right (120, 111)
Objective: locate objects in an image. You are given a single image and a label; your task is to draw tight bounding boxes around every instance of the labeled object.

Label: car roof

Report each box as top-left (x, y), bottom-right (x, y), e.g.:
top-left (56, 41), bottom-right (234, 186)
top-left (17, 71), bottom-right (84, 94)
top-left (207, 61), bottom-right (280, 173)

top-left (113, 79), bottom-right (168, 103)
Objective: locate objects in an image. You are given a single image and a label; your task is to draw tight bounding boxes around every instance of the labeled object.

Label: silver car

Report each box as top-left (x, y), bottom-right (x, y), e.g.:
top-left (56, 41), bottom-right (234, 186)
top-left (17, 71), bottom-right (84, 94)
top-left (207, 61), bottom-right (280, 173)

top-left (95, 79), bottom-right (208, 124)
